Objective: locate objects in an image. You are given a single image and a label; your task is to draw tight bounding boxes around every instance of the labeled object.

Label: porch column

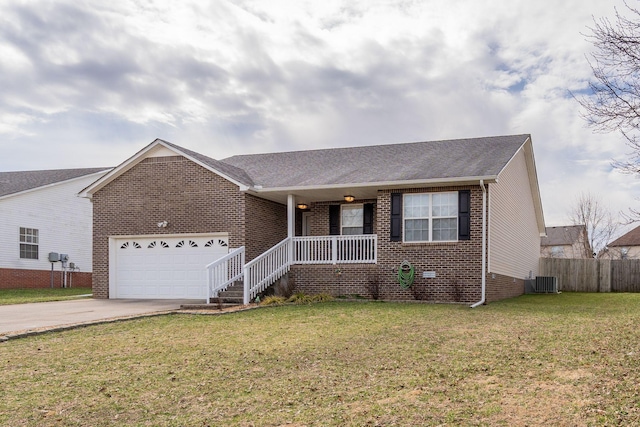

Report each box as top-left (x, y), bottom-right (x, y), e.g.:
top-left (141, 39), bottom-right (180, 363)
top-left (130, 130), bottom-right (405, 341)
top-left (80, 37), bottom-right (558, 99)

top-left (287, 194), bottom-right (295, 265)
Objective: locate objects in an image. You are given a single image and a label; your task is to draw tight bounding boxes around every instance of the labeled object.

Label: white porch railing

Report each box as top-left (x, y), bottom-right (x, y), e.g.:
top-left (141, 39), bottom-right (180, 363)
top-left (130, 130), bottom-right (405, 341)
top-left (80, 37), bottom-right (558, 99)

top-left (245, 237), bottom-right (292, 304)
top-left (293, 235), bottom-right (377, 264)
top-left (205, 235), bottom-right (378, 305)
top-left (206, 246), bottom-right (245, 304)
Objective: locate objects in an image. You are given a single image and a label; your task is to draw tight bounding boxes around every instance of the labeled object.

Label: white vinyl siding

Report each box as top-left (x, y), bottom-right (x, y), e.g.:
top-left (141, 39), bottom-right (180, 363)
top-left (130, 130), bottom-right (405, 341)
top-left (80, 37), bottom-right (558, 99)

top-left (489, 147), bottom-right (541, 278)
top-left (403, 192), bottom-right (457, 242)
top-left (0, 172), bottom-right (107, 272)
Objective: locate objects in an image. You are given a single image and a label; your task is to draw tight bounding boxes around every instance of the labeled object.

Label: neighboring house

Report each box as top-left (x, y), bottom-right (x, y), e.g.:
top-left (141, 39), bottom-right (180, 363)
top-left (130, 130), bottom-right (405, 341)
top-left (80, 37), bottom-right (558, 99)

top-left (603, 225), bottom-right (640, 259)
top-left (80, 134), bottom-right (545, 305)
top-left (0, 168), bottom-right (110, 289)
top-left (540, 225), bottom-right (591, 258)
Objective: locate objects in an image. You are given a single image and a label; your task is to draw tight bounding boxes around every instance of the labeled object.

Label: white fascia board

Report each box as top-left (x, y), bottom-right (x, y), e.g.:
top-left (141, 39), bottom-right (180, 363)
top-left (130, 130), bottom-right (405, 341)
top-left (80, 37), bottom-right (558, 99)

top-left (250, 175), bottom-right (499, 194)
top-left (1, 169), bottom-right (111, 202)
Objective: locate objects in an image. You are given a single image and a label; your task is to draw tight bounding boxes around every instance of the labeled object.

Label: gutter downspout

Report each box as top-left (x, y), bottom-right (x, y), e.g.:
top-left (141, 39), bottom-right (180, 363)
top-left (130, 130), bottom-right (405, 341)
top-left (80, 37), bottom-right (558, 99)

top-left (471, 179), bottom-right (487, 308)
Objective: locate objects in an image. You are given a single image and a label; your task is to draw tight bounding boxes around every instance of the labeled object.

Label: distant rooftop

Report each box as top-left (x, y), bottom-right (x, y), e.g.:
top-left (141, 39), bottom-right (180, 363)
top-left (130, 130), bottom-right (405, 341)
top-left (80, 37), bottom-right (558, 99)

top-left (608, 225), bottom-right (640, 247)
top-left (0, 168), bottom-right (111, 198)
top-left (541, 225), bottom-right (586, 246)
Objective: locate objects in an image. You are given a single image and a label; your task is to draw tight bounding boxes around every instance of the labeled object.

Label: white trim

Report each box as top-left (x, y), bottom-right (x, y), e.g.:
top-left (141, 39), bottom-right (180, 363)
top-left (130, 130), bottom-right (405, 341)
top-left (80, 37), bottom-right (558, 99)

top-left (251, 175), bottom-right (499, 194)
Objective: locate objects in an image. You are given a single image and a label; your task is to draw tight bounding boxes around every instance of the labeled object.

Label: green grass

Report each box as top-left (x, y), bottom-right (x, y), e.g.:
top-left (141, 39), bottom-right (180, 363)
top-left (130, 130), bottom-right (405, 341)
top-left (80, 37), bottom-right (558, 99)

top-left (0, 287), bottom-right (92, 305)
top-left (1, 293), bottom-right (640, 426)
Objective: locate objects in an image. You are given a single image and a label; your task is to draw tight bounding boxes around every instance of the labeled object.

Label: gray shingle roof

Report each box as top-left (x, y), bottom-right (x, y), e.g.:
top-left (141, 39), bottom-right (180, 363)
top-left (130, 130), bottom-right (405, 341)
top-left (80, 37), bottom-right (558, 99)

top-left (220, 134), bottom-right (530, 188)
top-left (0, 168), bottom-right (110, 198)
top-left (160, 140), bottom-right (255, 186)
top-left (541, 225), bottom-right (585, 246)
top-left (608, 225), bottom-right (640, 247)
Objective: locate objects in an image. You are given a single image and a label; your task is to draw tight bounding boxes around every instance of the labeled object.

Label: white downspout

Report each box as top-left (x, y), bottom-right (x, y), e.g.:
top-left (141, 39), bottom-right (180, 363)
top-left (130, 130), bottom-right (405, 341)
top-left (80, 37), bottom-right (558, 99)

top-left (471, 180), bottom-right (487, 308)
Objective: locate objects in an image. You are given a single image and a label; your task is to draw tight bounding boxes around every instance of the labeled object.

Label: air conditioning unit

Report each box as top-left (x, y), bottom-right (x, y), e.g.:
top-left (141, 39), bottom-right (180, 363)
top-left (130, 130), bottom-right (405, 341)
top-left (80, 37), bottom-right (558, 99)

top-left (535, 276), bottom-right (558, 293)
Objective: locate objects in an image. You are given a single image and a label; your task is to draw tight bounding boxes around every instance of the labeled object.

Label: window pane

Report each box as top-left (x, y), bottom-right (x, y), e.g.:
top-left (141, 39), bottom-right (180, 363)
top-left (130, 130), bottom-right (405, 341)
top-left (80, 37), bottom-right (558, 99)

top-left (433, 218), bottom-right (457, 241)
top-left (342, 227), bottom-right (363, 235)
top-left (432, 193), bottom-right (457, 217)
top-left (404, 194), bottom-right (429, 219)
top-left (342, 206), bottom-right (363, 234)
top-left (405, 219), bottom-right (429, 241)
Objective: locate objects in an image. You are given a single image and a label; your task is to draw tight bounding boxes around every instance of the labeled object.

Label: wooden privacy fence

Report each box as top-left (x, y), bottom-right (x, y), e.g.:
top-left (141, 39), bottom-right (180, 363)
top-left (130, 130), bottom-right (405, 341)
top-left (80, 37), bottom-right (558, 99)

top-left (539, 258), bottom-right (640, 292)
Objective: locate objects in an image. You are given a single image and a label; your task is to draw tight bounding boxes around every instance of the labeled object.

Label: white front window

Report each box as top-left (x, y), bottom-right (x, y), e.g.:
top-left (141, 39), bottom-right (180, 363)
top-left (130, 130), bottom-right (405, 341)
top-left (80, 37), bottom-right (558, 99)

top-left (403, 192), bottom-right (458, 242)
top-left (341, 204), bottom-right (363, 235)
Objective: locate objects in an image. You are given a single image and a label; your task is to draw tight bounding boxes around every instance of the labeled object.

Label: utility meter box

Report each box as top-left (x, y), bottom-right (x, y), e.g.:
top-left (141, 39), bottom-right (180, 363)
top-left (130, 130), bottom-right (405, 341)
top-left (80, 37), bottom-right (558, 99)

top-left (48, 252), bottom-right (60, 262)
top-left (69, 262), bottom-right (75, 269)
top-left (60, 253), bottom-right (69, 263)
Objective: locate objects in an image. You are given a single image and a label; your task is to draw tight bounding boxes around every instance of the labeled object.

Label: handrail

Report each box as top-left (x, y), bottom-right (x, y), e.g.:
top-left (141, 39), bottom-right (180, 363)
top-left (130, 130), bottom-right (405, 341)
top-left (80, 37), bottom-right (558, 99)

top-left (244, 237), bottom-right (291, 304)
top-left (293, 235), bottom-right (377, 264)
top-left (206, 246), bottom-right (245, 304)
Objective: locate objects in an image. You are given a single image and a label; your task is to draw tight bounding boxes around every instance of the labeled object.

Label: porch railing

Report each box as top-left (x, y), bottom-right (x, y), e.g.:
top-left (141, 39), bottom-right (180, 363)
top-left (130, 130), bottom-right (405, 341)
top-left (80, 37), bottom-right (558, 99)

top-left (293, 235), bottom-right (377, 264)
top-left (205, 235), bottom-right (378, 304)
top-left (206, 246), bottom-right (245, 304)
top-left (244, 237), bottom-right (292, 304)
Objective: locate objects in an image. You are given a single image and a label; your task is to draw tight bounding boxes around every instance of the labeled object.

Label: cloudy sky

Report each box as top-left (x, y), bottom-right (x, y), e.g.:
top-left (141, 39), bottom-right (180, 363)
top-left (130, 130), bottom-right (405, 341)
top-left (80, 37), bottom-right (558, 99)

top-left (0, 0), bottom-right (638, 229)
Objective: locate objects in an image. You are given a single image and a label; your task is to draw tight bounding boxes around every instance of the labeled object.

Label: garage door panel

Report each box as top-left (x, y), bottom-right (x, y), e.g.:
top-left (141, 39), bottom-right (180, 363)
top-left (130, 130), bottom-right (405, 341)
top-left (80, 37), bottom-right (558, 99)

top-left (114, 235), bottom-right (229, 299)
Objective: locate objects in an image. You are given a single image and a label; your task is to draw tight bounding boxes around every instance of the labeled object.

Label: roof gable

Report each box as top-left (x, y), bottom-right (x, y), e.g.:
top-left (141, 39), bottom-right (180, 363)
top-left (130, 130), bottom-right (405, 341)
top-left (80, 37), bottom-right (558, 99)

top-left (0, 168), bottom-right (110, 199)
top-left (80, 139), bottom-right (253, 198)
top-left (608, 225), bottom-right (640, 247)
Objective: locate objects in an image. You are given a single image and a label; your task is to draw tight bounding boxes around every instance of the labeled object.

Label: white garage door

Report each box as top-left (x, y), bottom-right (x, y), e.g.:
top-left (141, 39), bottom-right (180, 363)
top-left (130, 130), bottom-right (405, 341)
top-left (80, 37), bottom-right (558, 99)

top-left (113, 234), bottom-right (229, 299)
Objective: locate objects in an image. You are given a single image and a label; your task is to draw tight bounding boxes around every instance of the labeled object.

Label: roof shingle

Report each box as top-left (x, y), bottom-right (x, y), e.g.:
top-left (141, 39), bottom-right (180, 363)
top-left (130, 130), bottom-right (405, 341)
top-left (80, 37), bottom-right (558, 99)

top-left (220, 134), bottom-right (529, 188)
top-left (0, 168), bottom-right (110, 198)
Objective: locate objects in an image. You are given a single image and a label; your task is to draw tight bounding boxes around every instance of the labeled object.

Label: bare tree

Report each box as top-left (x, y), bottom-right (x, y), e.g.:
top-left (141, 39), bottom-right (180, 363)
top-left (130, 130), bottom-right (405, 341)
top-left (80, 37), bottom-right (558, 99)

top-left (576, 2), bottom-right (640, 173)
top-left (568, 192), bottom-right (619, 257)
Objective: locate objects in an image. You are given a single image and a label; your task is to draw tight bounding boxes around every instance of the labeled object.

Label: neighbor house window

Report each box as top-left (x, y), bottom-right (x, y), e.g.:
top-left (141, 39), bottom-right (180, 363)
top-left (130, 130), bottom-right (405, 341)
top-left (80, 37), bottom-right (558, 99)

top-left (341, 205), bottom-right (363, 235)
top-left (19, 227), bottom-right (39, 259)
top-left (550, 246), bottom-right (564, 257)
top-left (403, 192), bottom-right (458, 242)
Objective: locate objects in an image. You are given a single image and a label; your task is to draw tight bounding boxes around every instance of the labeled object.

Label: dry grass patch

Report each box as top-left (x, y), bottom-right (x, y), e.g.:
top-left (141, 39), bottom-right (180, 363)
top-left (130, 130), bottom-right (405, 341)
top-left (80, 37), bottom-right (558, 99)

top-left (1, 293), bottom-right (640, 426)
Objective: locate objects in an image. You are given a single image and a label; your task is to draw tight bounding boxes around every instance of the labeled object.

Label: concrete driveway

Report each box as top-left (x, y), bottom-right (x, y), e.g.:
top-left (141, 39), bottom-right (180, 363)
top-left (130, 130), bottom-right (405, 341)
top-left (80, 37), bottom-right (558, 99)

top-left (0, 298), bottom-right (202, 337)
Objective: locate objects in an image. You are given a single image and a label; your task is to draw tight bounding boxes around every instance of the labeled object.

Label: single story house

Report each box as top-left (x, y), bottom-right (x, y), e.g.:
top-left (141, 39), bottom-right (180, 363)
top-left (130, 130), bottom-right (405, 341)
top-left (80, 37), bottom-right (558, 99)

top-left (80, 134), bottom-right (545, 305)
top-left (0, 167), bottom-right (110, 289)
top-left (540, 225), bottom-right (591, 258)
top-left (602, 225), bottom-right (640, 259)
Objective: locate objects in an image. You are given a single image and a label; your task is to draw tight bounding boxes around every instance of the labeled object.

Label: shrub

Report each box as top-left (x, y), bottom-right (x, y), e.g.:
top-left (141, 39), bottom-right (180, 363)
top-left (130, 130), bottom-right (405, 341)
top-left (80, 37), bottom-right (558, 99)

top-left (259, 295), bottom-right (287, 306)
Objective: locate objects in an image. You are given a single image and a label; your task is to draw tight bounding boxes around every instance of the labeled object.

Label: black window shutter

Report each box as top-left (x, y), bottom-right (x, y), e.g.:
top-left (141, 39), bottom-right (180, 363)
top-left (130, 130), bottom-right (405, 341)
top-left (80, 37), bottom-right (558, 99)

top-left (390, 193), bottom-right (402, 242)
top-left (363, 203), bottom-right (374, 234)
top-left (458, 190), bottom-right (471, 240)
top-left (329, 205), bottom-right (340, 235)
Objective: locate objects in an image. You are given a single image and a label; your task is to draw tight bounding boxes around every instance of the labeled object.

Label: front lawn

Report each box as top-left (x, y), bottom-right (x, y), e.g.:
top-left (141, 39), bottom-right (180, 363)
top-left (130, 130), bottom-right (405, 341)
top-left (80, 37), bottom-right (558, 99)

top-left (1, 293), bottom-right (639, 426)
top-left (0, 287), bottom-right (92, 305)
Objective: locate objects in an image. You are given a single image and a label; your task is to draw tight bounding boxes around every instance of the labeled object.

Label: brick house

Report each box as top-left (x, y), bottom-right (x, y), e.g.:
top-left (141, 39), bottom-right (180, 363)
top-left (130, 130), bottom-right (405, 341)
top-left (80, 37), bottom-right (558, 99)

top-left (0, 168), bottom-right (110, 289)
top-left (80, 134), bottom-right (545, 305)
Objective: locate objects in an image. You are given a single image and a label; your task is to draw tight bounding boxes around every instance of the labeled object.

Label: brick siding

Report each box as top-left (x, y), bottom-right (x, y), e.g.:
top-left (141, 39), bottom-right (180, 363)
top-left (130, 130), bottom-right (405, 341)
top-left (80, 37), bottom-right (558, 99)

top-left (290, 186), bottom-right (520, 304)
top-left (0, 268), bottom-right (91, 289)
top-left (92, 155), bottom-right (287, 298)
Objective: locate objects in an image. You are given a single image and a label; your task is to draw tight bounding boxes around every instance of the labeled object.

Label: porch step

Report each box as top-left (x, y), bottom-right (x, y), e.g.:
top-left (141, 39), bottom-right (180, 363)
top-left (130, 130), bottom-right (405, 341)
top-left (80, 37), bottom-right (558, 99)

top-left (214, 281), bottom-right (244, 304)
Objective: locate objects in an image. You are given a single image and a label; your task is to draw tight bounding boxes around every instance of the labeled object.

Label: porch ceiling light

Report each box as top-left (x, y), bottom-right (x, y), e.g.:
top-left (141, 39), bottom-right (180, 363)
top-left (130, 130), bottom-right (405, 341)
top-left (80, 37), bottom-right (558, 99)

top-left (296, 203), bottom-right (309, 210)
top-left (344, 195), bottom-right (355, 203)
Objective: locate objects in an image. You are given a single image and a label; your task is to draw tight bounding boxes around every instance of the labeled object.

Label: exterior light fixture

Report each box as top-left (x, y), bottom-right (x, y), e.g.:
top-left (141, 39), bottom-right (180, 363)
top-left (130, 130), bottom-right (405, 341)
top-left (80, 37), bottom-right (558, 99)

top-left (344, 195), bottom-right (355, 203)
top-left (296, 203), bottom-right (309, 210)
top-left (157, 220), bottom-right (168, 228)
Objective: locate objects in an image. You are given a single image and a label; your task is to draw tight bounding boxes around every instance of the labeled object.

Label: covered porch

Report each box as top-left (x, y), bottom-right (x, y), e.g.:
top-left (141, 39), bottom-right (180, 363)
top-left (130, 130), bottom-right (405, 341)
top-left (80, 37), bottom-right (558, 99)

top-left (207, 193), bottom-right (380, 304)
